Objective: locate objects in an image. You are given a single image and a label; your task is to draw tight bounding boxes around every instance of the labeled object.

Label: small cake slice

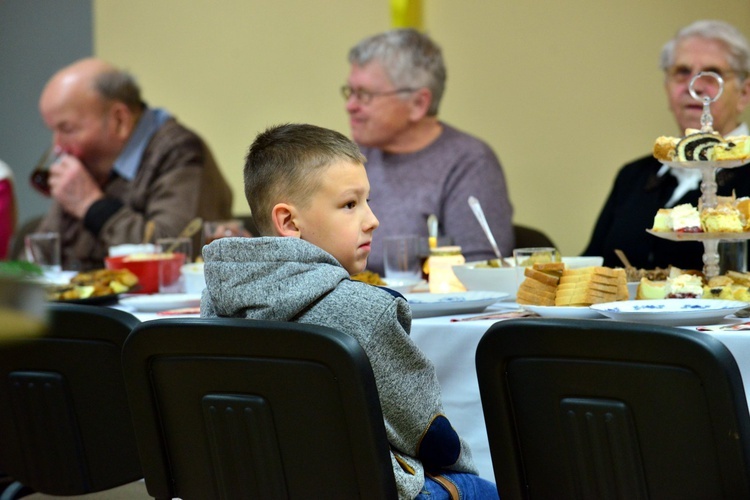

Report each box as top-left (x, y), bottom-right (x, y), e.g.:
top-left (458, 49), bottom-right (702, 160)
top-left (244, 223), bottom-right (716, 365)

top-left (665, 273), bottom-right (704, 298)
top-left (736, 197), bottom-right (750, 230)
top-left (675, 132), bottom-right (725, 161)
top-left (714, 136), bottom-right (750, 161)
top-left (653, 136), bottom-right (678, 161)
top-left (671, 203), bottom-right (702, 232)
top-left (652, 208), bottom-right (673, 231)
top-left (636, 278), bottom-right (666, 300)
top-left (701, 203), bottom-right (743, 232)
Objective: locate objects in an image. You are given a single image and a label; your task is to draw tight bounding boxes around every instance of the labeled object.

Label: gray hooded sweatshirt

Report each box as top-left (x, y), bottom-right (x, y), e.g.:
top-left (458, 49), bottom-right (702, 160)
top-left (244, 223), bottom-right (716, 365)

top-left (201, 237), bottom-right (477, 499)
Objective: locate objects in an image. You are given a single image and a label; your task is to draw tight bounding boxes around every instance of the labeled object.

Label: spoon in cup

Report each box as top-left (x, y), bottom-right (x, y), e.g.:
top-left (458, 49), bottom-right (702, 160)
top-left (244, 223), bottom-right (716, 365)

top-left (164, 217), bottom-right (203, 253)
top-left (468, 196), bottom-right (511, 267)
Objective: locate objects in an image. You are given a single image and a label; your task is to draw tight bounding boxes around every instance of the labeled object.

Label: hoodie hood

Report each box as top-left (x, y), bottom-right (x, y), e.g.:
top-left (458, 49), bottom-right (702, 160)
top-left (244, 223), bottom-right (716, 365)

top-left (201, 237), bottom-right (350, 320)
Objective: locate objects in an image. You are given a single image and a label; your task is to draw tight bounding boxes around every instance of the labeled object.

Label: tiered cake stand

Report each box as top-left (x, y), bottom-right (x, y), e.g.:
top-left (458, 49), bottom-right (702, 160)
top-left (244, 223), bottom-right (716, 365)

top-left (646, 71), bottom-right (750, 279)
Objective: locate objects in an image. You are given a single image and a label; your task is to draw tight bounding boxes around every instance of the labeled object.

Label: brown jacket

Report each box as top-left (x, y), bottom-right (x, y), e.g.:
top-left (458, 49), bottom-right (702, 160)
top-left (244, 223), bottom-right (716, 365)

top-left (36, 118), bottom-right (233, 270)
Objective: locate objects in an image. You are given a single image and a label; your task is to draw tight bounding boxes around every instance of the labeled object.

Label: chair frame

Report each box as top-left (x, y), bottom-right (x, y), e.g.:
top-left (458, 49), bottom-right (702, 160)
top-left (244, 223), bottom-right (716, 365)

top-left (0, 303), bottom-right (142, 497)
top-left (122, 317), bottom-right (397, 500)
top-left (476, 318), bottom-right (750, 500)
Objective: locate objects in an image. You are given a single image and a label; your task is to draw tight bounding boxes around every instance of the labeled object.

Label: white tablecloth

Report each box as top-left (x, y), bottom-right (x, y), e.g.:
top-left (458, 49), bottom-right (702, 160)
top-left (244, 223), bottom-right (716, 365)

top-left (117, 300), bottom-right (750, 483)
top-left (409, 305), bottom-right (750, 482)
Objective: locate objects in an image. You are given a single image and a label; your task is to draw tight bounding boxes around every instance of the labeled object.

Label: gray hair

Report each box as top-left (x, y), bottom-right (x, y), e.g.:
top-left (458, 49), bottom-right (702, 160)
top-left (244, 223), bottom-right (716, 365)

top-left (348, 28), bottom-right (446, 116)
top-left (660, 20), bottom-right (750, 80)
top-left (94, 69), bottom-right (145, 111)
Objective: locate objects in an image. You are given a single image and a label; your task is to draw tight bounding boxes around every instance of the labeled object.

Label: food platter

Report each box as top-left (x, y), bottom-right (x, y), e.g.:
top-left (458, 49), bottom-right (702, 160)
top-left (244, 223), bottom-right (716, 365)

top-left (402, 291), bottom-right (507, 318)
top-left (646, 229), bottom-right (750, 241)
top-left (522, 305), bottom-right (606, 319)
top-left (119, 293), bottom-right (202, 312)
top-left (50, 292), bottom-right (124, 306)
top-left (661, 159), bottom-right (748, 170)
top-left (590, 299), bottom-right (747, 326)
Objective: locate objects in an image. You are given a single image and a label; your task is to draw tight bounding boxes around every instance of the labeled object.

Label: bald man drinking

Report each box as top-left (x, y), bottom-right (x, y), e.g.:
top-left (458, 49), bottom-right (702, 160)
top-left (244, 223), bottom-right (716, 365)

top-left (31, 58), bottom-right (233, 270)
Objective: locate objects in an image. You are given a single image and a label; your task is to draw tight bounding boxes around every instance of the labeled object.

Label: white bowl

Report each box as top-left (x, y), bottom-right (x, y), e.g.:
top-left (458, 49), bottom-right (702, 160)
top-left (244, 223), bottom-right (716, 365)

top-left (181, 262), bottom-right (206, 294)
top-left (452, 261), bottom-right (519, 299)
top-left (561, 256), bottom-right (604, 269)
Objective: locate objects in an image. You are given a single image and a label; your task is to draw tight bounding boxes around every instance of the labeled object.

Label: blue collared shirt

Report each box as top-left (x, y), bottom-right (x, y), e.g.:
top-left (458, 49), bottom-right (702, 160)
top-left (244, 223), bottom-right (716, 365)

top-left (113, 108), bottom-right (172, 181)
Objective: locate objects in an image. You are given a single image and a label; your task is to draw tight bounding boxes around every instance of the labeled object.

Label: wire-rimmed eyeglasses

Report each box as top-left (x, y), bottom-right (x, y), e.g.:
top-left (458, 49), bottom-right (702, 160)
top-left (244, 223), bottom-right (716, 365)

top-left (340, 85), bottom-right (417, 104)
top-left (666, 65), bottom-right (744, 85)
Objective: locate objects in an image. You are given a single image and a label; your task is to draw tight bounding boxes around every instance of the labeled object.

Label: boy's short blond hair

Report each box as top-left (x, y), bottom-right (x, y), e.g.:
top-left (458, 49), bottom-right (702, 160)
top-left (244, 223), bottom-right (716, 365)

top-left (244, 124), bottom-right (366, 235)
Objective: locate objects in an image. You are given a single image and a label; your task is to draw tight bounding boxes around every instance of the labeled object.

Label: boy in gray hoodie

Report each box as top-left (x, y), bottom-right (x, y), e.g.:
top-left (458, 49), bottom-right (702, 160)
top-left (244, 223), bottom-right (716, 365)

top-left (201, 123), bottom-right (498, 499)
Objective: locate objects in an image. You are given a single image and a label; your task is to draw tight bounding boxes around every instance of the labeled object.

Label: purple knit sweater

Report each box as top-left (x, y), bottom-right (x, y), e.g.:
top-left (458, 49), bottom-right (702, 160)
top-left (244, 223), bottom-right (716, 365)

top-left (361, 123), bottom-right (514, 274)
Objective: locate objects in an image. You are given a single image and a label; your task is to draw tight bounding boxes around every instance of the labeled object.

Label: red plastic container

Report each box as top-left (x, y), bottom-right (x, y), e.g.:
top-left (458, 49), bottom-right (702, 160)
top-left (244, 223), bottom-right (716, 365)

top-left (105, 253), bottom-right (185, 294)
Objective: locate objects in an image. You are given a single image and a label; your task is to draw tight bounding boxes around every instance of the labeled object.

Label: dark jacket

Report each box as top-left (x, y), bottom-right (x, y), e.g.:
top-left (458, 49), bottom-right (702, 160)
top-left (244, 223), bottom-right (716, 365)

top-left (36, 117), bottom-right (232, 270)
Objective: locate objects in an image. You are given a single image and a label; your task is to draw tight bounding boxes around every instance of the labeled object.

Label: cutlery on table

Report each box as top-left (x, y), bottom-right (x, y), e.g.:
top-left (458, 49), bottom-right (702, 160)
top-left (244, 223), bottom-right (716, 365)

top-left (427, 214), bottom-right (438, 250)
top-left (467, 196), bottom-right (510, 267)
top-left (142, 220), bottom-right (156, 244)
top-left (615, 248), bottom-right (635, 270)
top-left (165, 217), bottom-right (203, 253)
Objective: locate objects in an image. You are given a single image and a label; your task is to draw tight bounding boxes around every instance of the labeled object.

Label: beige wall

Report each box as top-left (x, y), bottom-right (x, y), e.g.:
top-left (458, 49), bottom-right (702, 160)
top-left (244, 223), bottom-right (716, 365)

top-left (95, 1), bottom-right (750, 256)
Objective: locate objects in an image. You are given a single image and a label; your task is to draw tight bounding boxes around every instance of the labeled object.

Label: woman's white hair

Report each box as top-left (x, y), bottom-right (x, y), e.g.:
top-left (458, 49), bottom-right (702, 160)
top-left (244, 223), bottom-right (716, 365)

top-left (660, 20), bottom-right (750, 80)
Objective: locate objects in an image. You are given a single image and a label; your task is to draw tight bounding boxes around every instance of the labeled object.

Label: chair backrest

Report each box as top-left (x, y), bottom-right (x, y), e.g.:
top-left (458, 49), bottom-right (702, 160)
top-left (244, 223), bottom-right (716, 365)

top-left (122, 318), bottom-right (397, 500)
top-left (513, 224), bottom-right (555, 249)
top-left (0, 303), bottom-right (142, 495)
top-left (476, 318), bottom-right (750, 500)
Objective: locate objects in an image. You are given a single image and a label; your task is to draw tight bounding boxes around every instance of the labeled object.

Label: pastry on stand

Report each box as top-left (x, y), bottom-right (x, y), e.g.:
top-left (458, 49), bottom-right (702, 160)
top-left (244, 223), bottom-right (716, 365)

top-left (649, 71), bottom-right (750, 279)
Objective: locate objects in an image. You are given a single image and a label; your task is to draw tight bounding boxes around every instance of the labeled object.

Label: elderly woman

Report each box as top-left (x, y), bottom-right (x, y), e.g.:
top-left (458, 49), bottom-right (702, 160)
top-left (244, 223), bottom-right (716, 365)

top-left (584, 20), bottom-right (750, 270)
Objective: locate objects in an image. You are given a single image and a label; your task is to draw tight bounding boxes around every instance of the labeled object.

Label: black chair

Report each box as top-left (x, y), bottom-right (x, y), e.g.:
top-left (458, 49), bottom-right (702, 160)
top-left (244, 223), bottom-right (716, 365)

top-left (476, 318), bottom-right (750, 500)
top-left (122, 318), bottom-right (397, 500)
top-left (0, 303), bottom-right (142, 498)
top-left (513, 224), bottom-right (556, 249)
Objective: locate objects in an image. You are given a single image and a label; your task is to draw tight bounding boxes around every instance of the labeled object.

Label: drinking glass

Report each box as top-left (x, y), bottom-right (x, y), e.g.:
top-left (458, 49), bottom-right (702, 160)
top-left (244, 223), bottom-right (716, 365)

top-left (156, 237), bottom-right (192, 293)
top-left (30, 147), bottom-right (60, 197)
top-left (513, 247), bottom-right (559, 288)
top-left (24, 232), bottom-right (62, 274)
top-left (383, 235), bottom-right (422, 281)
top-left (719, 241), bottom-right (748, 274)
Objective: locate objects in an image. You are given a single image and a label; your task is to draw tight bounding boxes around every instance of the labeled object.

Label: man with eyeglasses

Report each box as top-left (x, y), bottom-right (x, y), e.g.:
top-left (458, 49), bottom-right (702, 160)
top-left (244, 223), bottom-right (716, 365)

top-left (343, 28), bottom-right (514, 276)
top-left (584, 20), bottom-right (750, 270)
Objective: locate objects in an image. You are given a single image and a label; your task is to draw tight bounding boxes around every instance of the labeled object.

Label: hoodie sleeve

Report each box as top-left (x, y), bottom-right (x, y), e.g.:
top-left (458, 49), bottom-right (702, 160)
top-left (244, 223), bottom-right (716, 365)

top-left (355, 297), bottom-right (476, 474)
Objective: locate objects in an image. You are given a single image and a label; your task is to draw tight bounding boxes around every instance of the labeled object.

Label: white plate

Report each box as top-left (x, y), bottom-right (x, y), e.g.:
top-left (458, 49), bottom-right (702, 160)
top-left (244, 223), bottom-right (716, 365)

top-left (402, 291), bottom-right (507, 318)
top-left (661, 159), bottom-right (748, 170)
top-left (590, 299), bottom-right (748, 326)
top-left (120, 293), bottom-right (202, 312)
top-left (523, 305), bottom-right (605, 319)
top-left (381, 278), bottom-right (425, 294)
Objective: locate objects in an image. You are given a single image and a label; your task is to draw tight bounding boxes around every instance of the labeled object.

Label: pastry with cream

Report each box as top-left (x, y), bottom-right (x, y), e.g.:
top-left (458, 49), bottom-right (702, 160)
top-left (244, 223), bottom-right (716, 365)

top-left (651, 208), bottom-right (673, 232)
top-left (670, 203), bottom-right (702, 232)
top-left (664, 272), bottom-right (704, 298)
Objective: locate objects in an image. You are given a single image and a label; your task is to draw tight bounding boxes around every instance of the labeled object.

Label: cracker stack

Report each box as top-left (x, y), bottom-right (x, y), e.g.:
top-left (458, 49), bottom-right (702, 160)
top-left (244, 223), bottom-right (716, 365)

top-left (555, 266), bottom-right (628, 306)
top-left (516, 262), bottom-right (565, 306)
